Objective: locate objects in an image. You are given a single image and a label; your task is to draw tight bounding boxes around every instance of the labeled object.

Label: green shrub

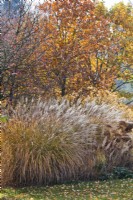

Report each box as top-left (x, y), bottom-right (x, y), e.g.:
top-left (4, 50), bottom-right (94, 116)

top-left (112, 167), bottom-right (133, 179)
top-left (99, 167), bottom-right (133, 180)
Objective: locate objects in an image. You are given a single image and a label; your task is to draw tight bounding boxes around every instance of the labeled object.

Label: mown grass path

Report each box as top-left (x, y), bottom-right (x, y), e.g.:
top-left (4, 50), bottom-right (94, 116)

top-left (1, 179), bottom-right (133, 200)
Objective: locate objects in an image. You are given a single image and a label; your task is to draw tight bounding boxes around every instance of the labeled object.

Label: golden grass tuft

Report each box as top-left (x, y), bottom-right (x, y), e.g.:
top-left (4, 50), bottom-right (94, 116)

top-left (2, 98), bottom-right (133, 186)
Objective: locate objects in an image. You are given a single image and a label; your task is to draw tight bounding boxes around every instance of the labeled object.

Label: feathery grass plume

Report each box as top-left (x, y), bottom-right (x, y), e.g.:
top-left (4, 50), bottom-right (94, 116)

top-left (2, 98), bottom-right (133, 186)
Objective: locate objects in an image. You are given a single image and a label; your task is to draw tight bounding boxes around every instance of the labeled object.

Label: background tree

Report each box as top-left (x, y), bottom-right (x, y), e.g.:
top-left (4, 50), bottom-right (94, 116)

top-left (1, 0), bottom-right (49, 104)
top-left (108, 2), bottom-right (133, 107)
top-left (1, 0), bottom-right (132, 104)
top-left (38, 0), bottom-right (121, 97)
top-left (109, 2), bottom-right (133, 89)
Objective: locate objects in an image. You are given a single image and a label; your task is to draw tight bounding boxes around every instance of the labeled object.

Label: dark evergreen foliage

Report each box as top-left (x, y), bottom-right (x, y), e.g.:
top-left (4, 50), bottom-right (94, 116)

top-left (2, 0), bottom-right (24, 13)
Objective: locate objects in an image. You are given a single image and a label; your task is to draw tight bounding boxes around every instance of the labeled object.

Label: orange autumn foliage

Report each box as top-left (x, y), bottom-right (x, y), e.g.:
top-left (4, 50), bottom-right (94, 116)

top-left (37, 0), bottom-right (120, 97)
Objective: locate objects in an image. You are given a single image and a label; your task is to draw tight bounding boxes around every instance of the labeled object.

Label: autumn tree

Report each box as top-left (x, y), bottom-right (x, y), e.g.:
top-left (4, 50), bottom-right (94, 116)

top-left (38, 0), bottom-right (122, 97)
top-left (2, 0), bottom-right (132, 103)
top-left (1, 0), bottom-right (49, 104)
top-left (109, 2), bottom-right (133, 91)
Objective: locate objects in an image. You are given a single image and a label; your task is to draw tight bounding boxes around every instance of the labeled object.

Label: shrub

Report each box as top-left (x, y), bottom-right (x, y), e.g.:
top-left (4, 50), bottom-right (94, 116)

top-left (2, 98), bottom-right (133, 186)
top-left (112, 167), bottom-right (133, 179)
top-left (99, 167), bottom-right (133, 180)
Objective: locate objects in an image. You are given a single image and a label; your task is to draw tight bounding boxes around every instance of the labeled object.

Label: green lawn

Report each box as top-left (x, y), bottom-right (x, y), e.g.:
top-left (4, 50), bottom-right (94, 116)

top-left (1, 179), bottom-right (133, 200)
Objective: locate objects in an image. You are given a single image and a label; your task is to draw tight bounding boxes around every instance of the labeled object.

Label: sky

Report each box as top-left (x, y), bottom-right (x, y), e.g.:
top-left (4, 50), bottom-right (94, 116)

top-left (103, 0), bottom-right (133, 9)
top-left (37, 0), bottom-right (133, 9)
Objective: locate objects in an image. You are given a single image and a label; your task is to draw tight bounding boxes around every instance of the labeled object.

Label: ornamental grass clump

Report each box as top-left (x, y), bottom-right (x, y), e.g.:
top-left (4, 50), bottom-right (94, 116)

top-left (2, 98), bottom-right (133, 186)
top-left (2, 99), bottom-right (93, 186)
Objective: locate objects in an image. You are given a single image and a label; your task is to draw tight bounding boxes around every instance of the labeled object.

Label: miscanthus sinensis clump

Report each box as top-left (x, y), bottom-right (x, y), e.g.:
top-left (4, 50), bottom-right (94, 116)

top-left (2, 98), bottom-right (133, 186)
